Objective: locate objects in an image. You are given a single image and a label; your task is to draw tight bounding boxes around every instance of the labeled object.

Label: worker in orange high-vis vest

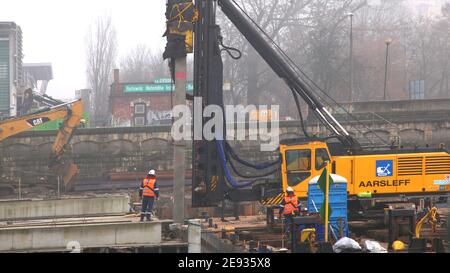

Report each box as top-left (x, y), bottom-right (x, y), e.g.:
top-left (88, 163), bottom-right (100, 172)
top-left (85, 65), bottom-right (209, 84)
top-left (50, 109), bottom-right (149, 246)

top-left (279, 187), bottom-right (301, 235)
top-left (139, 169), bottom-right (160, 222)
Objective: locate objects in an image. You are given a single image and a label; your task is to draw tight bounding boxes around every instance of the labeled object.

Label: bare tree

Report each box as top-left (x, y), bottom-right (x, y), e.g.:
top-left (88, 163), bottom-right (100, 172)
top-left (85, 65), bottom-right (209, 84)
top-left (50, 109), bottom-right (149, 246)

top-left (284, 0), bottom-right (368, 102)
top-left (404, 12), bottom-right (450, 99)
top-left (86, 15), bottom-right (118, 127)
top-left (219, 0), bottom-right (449, 119)
top-left (351, 1), bottom-right (450, 101)
top-left (349, 1), bottom-right (411, 101)
top-left (120, 45), bottom-right (169, 82)
top-left (219, 0), bottom-right (369, 116)
top-left (219, 0), bottom-right (310, 107)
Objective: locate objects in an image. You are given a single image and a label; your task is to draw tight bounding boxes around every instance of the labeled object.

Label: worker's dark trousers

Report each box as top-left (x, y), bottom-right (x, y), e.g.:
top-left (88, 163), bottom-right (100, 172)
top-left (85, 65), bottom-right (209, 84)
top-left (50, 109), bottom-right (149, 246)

top-left (140, 196), bottom-right (155, 221)
top-left (283, 214), bottom-right (294, 235)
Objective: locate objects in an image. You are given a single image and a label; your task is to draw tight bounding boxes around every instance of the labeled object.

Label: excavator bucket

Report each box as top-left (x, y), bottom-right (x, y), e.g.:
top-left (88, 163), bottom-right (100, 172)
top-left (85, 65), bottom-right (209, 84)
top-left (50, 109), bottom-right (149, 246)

top-left (62, 163), bottom-right (79, 191)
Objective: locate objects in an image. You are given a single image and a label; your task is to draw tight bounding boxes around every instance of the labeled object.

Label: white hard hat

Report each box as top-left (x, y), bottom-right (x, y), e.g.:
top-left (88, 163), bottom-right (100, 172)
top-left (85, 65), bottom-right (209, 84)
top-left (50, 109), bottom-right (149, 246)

top-left (148, 169), bottom-right (156, 175)
top-left (286, 187), bottom-right (294, 192)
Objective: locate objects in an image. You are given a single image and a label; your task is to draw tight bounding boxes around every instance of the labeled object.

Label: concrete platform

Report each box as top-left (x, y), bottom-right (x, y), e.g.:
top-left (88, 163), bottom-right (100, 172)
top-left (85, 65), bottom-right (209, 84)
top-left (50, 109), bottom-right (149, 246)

top-left (0, 194), bottom-right (131, 221)
top-left (0, 215), bottom-right (171, 252)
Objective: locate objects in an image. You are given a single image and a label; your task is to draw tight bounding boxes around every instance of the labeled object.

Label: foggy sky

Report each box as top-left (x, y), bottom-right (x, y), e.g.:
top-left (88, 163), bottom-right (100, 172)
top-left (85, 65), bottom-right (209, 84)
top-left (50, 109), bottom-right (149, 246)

top-left (0, 0), bottom-right (167, 100)
top-left (1, 0), bottom-right (439, 101)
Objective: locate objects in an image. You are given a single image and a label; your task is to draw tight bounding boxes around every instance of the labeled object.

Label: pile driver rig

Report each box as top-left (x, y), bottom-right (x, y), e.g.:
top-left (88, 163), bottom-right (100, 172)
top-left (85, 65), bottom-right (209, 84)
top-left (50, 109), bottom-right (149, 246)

top-left (164, 0), bottom-right (450, 213)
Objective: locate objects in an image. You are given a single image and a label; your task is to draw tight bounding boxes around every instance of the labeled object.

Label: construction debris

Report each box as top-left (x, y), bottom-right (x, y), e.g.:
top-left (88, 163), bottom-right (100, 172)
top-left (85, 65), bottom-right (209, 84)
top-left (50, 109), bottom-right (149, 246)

top-left (332, 237), bottom-right (362, 253)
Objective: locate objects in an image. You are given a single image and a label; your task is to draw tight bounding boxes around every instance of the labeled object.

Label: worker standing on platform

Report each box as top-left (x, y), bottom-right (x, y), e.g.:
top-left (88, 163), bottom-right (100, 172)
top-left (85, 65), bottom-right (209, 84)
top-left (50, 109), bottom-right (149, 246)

top-left (279, 187), bottom-right (301, 235)
top-left (139, 169), bottom-right (159, 222)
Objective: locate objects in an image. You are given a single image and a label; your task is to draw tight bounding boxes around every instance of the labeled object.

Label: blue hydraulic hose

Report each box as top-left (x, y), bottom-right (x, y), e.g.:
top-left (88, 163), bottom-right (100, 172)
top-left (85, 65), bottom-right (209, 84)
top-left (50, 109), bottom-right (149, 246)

top-left (224, 141), bottom-right (280, 169)
top-left (216, 140), bottom-right (257, 189)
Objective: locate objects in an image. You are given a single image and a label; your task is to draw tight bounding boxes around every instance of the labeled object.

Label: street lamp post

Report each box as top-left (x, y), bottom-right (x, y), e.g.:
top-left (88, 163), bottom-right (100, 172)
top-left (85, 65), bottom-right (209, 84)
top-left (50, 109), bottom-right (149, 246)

top-left (383, 38), bottom-right (392, 100)
top-left (348, 13), bottom-right (354, 104)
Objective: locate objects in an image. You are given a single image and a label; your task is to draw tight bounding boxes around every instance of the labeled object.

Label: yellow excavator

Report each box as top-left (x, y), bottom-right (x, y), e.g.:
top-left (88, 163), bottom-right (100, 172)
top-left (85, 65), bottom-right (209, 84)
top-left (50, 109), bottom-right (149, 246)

top-left (0, 99), bottom-right (84, 192)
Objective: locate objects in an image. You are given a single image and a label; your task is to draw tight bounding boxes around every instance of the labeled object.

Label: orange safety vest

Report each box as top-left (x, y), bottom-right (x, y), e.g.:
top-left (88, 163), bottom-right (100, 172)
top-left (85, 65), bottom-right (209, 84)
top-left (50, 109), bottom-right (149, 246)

top-left (283, 195), bottom-right (299, 215)
top-left (142, 178), bottom-right (156, 197)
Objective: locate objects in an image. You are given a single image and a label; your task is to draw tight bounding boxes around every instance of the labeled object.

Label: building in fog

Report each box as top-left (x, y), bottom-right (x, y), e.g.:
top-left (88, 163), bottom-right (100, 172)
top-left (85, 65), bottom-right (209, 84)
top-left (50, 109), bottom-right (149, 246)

top-left (75, 89), bottom-right (92, 112)
top-left (75, 88), bottom-right (92, 126)
top-left (23, 63), bottom-right (53, 95)
top-left (0, 22), bottom-right (23, 118)
top-left (109, 69), bottom-right (176, 127)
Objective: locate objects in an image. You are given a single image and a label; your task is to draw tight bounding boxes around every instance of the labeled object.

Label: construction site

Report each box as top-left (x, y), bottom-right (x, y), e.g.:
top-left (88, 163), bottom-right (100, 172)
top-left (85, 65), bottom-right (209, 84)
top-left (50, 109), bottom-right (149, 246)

top-left (0, 0), bottom-right (449, 256)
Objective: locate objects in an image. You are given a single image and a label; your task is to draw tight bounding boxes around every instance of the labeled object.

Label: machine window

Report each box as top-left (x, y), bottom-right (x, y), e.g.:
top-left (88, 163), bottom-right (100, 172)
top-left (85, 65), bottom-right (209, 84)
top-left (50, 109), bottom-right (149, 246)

top-left (285, 149), bottom-right (311, 187)
top-left (287, 172), bottom-right (311, 187)
top-left (315, 148), bottom-right (330, 170)
top-left (286, 149), bottom-right (311, 171)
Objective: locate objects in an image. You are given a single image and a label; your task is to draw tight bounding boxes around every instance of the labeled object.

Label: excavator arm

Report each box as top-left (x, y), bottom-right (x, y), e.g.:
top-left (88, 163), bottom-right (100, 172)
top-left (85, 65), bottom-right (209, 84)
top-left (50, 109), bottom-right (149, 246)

top-left (48, 100), bottom-right (84, 190)
top-left (0, 100), bottom-right (81, 141)
top-left (415, 207), bottom-right (439, 238)
top-left (0, 99), bottom-right (84, 191)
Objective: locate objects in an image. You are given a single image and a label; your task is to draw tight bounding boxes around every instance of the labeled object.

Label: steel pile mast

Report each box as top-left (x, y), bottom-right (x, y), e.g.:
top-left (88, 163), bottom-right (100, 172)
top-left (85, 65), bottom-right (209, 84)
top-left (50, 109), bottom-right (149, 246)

top-left (193, 0), bottom-right (227, 207)
top-left (192, 0), bottom-right (278, 207)
top-left (191, 0), bottom-right (363, 208)
top-left (217, 0), bottom-right (360, 151)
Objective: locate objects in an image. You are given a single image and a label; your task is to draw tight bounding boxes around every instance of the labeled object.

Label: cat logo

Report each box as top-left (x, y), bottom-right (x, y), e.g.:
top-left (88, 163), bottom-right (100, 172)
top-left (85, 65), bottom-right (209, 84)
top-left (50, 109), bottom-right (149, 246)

top-left (27, 117), bottom-right (50, 127)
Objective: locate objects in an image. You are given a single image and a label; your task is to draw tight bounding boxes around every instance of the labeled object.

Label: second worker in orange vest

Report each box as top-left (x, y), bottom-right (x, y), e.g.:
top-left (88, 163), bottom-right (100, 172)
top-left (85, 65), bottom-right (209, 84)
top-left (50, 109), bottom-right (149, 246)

top-left (279, 187), bottom-right (300, 216)
top-left (139, 169), bottom-right (160, 222)
top-left (279, 187), bottom-right (301, 235)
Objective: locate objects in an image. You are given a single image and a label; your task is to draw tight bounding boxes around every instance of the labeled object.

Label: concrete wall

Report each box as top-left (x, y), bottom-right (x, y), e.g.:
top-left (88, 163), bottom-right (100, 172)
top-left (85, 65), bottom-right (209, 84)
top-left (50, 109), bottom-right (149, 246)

top-left (0, 220), bottom-right (164, 252)
top-left (0, 98), bottom-right (449, 189)
top-left (202, 232), bottom-right (246, 253)
top-left (0, 195), bottom-right (130, 221)
top-left (345, 98), bottom-right (450, 114)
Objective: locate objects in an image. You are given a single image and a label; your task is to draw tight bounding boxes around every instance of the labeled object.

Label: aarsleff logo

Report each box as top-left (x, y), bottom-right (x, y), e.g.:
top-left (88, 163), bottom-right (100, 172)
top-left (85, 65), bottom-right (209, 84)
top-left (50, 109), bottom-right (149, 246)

top-left (359, 179), bottom-right (410, 188)
top-left (376, 160), bottom-right (393, 177)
